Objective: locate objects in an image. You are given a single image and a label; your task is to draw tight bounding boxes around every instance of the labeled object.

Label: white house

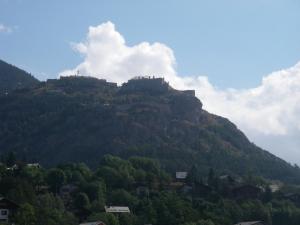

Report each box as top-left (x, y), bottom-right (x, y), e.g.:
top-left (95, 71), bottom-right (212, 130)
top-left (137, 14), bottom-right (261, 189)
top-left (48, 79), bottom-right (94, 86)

top-left (104, 206), bottom-right (130, 213)
top-left (234, 221), bottom-right (264, 225)
top-left (0, 198), bottom-right (19, 223)
top-left (79, 221), bottom-right (106, 225)
top-left (176, 172), bottom-right (188, 180)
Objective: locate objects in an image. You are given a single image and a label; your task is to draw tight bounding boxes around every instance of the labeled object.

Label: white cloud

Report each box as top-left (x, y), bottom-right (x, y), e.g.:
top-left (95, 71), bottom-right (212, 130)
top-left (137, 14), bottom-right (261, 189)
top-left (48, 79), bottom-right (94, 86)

top-left (0, 23), bottom-right (12, 33)
top-left (61, 21), bottom-right (177, 84)
top-left (62, 21), bottom-right (300, 164)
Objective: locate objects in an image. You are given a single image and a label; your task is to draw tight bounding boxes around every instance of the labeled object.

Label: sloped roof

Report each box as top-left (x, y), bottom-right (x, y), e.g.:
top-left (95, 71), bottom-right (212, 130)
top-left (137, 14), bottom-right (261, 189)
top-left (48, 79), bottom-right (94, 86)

top-left (79, 221), bottom-right (105, 225)
top-left (0, 197), bottom-right (19, 209)
top-left (234, 221), bottom-right (263, 225)
top-left (105, 206), bottom-right (130, 213)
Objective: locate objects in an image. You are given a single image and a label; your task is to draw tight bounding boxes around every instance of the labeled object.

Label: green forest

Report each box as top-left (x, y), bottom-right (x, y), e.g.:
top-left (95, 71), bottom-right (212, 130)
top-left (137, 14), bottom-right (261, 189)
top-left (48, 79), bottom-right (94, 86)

top-left (1, 154), bottom-right (300, 225)
top-left (2, 60), bottom-right (300, 225)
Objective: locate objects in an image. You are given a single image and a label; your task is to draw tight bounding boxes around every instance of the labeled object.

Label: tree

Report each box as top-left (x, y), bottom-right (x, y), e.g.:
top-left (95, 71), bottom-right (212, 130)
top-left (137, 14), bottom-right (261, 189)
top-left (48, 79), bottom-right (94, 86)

top-left (35, 193), bottom-right (77, 225)
top-left (74, 192), bottom-right (91, 210)
top-left (14, 203), bottom-right (36, 225)
top-left (196, 219), bottom-right (215, 225)
top-left (83, 181), bottom-right (105, 203)
top-left (187, 165), bottom-right (201, 185)
top-left (207, 168), bottom-right (215, 187)
top-left (74, 192), bottom-right (91, 220)
top-left (263, 186), bottom-right (272, 203)
top-left (6, 151), bottom-right (17, 167)
top-left (46, 168), bottom-right (66, 193)
top-left (110, 189), bottom-right (138, 209)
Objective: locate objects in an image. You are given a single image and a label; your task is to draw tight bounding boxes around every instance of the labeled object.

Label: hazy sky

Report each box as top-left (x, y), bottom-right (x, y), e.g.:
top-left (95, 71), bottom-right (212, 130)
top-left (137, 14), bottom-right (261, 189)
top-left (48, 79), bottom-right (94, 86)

top-left (1, 0), bottom-right (300, 164)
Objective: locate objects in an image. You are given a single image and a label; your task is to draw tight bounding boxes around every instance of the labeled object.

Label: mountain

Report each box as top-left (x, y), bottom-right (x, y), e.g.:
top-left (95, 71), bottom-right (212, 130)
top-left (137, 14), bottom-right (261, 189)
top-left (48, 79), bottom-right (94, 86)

top-left (0, 59), bottom-right (39, 93)
top-left (0, 66), bottom-right (300, 184)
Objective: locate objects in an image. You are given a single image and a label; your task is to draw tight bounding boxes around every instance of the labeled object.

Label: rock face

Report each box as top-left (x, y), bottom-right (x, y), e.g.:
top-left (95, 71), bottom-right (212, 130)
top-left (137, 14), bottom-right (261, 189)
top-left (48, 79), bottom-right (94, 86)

top-left (0, 72), bottom-right (300, 183)
top-left (0, 59), bottom-right (39, 93)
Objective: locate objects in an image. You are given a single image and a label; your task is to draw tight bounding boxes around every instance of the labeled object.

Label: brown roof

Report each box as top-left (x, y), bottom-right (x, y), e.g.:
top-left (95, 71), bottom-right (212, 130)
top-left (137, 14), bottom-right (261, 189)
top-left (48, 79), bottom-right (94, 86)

top-left (0, 197), bottom-right (19, 209)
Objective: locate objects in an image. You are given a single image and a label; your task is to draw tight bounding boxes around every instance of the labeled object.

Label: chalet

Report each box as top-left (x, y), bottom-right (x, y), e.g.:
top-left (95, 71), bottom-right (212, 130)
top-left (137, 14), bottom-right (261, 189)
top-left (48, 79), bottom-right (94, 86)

top-left (232, 185), bottom-right (262, 199)
top-left (269, 183), bottom-right (281, 192)
top-left (105, 206), bottom-right (130, 213)
top-left (26, 163), bottom-right (41, 168)
top-left (176, 172), bottom-right (188, 181)
top-left (6, 164), bottom-right (18, 171)
top-left (234, 221), bottom-right (264, 225)
top-left (0, 198), bottom-right (19, 223)
top-left (79, 221), bottom-right (106, 225)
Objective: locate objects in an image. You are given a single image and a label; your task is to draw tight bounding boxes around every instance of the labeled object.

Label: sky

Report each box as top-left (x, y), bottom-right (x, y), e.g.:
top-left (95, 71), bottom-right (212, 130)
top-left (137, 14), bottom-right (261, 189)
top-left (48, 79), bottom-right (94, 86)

top-left (1, 0), bottom-right (300, 164)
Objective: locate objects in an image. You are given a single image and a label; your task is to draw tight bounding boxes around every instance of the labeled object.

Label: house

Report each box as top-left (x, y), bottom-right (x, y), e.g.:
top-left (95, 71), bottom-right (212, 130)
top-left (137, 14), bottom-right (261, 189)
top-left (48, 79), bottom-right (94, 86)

top-left (269, 183), bottom-right (281, 192)
top-left (26, 163), bottom-right (41, 168)
top-left (234, 221), bottom-right (264, 225)
top-left (104, 206), bottom-right (130, 213)
top-left (79, 221), bottom-right (106, 225)
top-left (176, 172), bottom-right (188, 181)
top-left (6, 164), bottom-right (18, 171)
top-left (0, 197), bottom-right (19, 223)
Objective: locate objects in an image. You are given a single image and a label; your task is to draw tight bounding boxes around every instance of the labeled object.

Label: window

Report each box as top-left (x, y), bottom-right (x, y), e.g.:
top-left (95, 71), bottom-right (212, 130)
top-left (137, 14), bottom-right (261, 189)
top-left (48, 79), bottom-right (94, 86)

top-left (1, 210), bottom-right (8, 215)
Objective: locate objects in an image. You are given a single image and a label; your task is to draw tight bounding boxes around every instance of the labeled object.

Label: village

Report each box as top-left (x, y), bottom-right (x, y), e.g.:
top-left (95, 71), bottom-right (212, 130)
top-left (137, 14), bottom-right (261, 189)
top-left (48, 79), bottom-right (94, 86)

top-left (0, 159), bottom-right (295, 225)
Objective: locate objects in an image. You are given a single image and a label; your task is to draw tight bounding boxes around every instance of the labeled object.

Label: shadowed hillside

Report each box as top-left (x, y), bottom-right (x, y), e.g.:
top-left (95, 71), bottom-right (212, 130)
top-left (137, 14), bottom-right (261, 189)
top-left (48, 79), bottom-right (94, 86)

top-left (0, 59), bottom-right (39, 93)
top-left (0, 64), bottom-right (300, 184)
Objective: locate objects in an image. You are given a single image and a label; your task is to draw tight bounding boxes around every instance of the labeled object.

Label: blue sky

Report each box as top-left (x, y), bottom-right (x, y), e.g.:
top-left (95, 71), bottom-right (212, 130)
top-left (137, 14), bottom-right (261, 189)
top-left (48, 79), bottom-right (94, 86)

top-left (1, 0), bottom-right (300, 88)
top-left (2, 1), bottom-right (300, 163)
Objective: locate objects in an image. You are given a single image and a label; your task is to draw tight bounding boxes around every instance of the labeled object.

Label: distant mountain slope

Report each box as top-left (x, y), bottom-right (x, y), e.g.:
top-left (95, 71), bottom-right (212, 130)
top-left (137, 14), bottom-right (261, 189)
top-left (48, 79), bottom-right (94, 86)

top-left (0, 59), bottom-right (39, 93)
top-left (0, 74), bottom-right (300, 184)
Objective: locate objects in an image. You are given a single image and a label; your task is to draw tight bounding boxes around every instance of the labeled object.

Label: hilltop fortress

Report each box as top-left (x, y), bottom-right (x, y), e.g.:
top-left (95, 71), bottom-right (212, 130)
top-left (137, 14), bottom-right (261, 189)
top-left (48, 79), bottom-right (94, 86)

top-left (47, 75), bottom-right (195, 96)
top-left (120, 76), bottom-right (195, 96)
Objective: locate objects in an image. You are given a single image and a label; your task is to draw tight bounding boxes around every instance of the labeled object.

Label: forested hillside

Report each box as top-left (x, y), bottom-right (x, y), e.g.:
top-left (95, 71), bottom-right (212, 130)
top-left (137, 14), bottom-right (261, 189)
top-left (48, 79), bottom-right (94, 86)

top-left (0, 69), bottom-right (299, 184)
top-left (0, 60), bottom-right (39, 93)
top-left (1, 155), bottom-right (300, 225)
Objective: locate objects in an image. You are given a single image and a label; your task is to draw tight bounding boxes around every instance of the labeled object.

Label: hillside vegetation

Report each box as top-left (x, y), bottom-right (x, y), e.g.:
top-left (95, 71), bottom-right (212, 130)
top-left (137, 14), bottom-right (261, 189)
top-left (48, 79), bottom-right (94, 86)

top-left (0, 71), bottom-right (299, 184)
top-left (1, 155), bottom-right (300, 225)
top-left (0, 59), bottom-right (39, 93)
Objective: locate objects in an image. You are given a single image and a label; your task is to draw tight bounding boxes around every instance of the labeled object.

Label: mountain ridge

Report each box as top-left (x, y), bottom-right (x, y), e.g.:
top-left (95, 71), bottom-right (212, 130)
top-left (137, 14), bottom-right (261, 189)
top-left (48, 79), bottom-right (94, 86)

top-left (0, 60), bottom-right (299, 184)
top-left (0, 59), bottom-right (39, 93)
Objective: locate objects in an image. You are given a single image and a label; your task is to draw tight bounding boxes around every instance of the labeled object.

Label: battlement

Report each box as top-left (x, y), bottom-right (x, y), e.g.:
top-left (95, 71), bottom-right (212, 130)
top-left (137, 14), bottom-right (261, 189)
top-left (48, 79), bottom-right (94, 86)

top-left (181, 90), bottom-right (195, 96)
top-left (46, 76), bottom-right (118, 91)
top-left (120, 76), bottom-right (171, 94)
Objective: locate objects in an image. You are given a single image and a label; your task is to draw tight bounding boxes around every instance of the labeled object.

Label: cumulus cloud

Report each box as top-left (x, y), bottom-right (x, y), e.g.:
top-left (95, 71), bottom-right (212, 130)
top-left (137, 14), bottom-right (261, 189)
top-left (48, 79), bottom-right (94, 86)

top-left (0, 23), bottom-right (12, 33)
top-left (61, 21), bottom-right (177, 84)
top-left (62, 21), bottom-right (300, 164)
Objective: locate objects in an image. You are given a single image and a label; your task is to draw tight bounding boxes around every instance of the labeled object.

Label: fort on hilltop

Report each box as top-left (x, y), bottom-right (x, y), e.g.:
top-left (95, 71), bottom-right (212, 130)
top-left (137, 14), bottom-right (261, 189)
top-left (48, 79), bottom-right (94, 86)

top-left (46, 76), bottom-right (118, 90)
top-left (120, 76), bottom-right (195, 96)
